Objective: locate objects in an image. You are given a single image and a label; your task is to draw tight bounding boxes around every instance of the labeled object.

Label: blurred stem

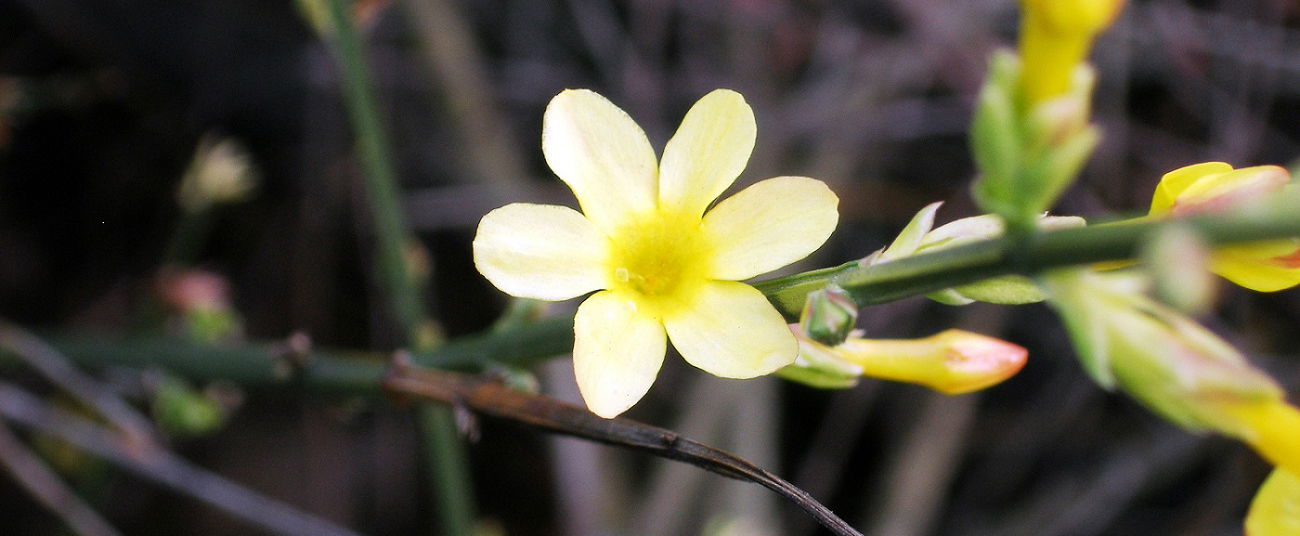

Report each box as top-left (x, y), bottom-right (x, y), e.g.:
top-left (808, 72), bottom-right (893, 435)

top-left (321, 0), bottom-right (474, 534)
top-left (323, 0), bottom-right (422, 337)
top-left (0, 421), bottom-right (122, 536)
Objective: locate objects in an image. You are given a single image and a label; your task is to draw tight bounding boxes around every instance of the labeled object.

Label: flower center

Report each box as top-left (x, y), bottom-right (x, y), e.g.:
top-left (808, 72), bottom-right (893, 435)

top-left (606, 211), bottom-right (711, 305)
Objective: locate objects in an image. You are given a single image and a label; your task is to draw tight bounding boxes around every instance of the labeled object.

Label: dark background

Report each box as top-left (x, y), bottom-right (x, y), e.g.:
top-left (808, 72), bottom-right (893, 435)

top-left (1, 0), bottom-right (1298, 534)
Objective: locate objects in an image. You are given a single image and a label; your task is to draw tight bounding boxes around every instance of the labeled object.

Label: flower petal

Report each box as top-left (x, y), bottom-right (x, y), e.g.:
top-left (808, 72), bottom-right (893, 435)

top-left (1246, 468), bottom-right (1300, 536)
top-left (658, 89), bottom-right (757, 217)
top-left (1149, 162), bottom-right (1232, 215)
top-left (1212, 242), bottom-right (1300, 292)
top-left (701, 176), bottom-right (838, 280)
top-left (573, 291), bottom-right (666, 418)
top-left (542, 89), bottom-right (658, 229)
top-left (663, 281), bottom-right (798, 378)
top-left (473, 203), bottom-right (607, 300)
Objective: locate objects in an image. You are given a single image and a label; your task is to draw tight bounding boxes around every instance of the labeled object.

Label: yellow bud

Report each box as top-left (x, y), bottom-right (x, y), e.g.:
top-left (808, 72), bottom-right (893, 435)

top-left (1146, 162), bottom-right (1300, 291)
top-left (1246, 468), bottom-right (1300, 536)
top-left (807, 329), bottom-right (1028, 395)
top-left (1019, 0), bottom-right (1127, 103)
top-left (1150, 162), bottom-right (1290, 217)
top-left (1215, 400), bottom-right (1300, 476)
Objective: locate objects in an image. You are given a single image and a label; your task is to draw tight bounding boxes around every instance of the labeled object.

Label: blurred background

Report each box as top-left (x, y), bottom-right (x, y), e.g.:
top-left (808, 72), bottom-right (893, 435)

top-left (1, 0), bottom-right (1299, 534)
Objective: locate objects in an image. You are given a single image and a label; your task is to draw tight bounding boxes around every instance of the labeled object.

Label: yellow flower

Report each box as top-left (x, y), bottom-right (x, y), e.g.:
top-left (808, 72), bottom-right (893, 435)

top-left (1018, 0), bottom-right (1126, 103)
top-left (1247, 468), bottom-right (1300, 536)
top-left (473, 89), bottom-right (839, 418)
top-left (1148, 162), bottom-right (1300, 292)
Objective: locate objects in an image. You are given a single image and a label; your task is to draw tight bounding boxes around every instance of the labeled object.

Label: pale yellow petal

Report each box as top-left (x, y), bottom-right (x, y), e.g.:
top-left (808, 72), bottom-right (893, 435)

top-left (1246, 468), bottom-right (1300, 536)
top-left (658, 89), bottom-right (757, 217)
top-left (663, 281), bottom-right (798, 378)
top-left (542, 89), bottom-right (658, 229)
top-left (573, 291), bottom-right (666, 418)
top-left (701, 176), bottom-right (839, 280)
top-left (473, 203), bottom-right (607, 300)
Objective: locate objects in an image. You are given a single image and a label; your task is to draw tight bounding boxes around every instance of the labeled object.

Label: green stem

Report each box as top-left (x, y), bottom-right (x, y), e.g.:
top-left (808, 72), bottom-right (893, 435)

top-left (757, 201), bottom-right (1300, 315)
top-left (324, 0), bottom-right (424, 338)
top-left (321, 1), bottom-right (474, 533)
top-left (46, 200), bottom-right (1300, 395)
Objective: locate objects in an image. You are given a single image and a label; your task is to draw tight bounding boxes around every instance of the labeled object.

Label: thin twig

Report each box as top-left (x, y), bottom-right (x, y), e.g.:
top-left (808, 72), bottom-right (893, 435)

top-left (0, 382), bottom-right (363, 536)
top-left (0, 421), bottom-right (122, 536)
top-left (383, 360), bottom-right (865, 536)
top-left (0, 321), bottom-right (156, 445)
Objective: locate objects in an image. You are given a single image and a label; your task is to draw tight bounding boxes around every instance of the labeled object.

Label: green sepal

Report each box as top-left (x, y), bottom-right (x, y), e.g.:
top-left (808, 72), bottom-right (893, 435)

top-left (970, 52), bottom-right (1025, 222)
top-left (777, 342), bottom-right (863, 390)
top-left (1040, 270), bottom-right (1116, 388)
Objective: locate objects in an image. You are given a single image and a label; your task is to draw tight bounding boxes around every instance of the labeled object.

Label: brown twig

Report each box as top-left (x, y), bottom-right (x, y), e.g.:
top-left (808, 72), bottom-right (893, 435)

top-left (0, 421), bottom-right (122, 536)
top-left (383, 359), bottom-right (865, 536)
top-left (0, 382), bottom-right (362, 536)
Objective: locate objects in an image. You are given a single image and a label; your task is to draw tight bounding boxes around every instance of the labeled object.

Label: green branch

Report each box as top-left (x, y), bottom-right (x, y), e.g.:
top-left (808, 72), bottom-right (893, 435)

top-left (321, 0), bottom-right (474, 532)
top-left (47, 198), bottom-right (1300, 394)
top-left (757, 199), bottom-right (1300, 315)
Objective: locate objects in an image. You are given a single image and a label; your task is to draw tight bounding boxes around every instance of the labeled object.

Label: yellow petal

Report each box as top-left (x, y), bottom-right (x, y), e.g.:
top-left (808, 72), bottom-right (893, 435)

top-left (1150, 162), bottom-right (1233, 215)
top-left (542, 89), bottom-right (658, 230)
top-left (701, 176), bottom-right (839, 280)
top-left (1212, 243), bottom-right (1300, 292)
top-left (663, 281), bottom-right (797, 378)
top-left (1228, 401), bottom-right (1300, 475)
top-left (572, 291), bottom-right (666, 418)
top-left (1246, 468), bottom-right (1300, 536)
top-left (473, 203), bottom-right (608, 300)
top-left (1172, 165), bottom-right (1289, 216)
top-left (658, 89), bottom-right (757, 217)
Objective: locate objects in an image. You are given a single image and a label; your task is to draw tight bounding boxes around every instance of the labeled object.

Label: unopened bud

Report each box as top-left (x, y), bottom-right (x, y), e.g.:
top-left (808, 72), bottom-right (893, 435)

top-left (178, 134), bottom-right (258, 213)
top-left (1152, 163), bottom-right (1289, 217)
top-left (1145, 162), bottom-right (1300, 292)
top-left (812, 329), bottom-right (1028, 395)
top-left (799, 286), bottom-right (858, 346)
top-left (1019, 0), bottom-right (1127, 103)
top-left (1246, 468), bottom-right (1300, 536)
top-left (1213, 400), bottom-right (1300, 476)
top-left (1044, 269), bottom-right (1297, 468)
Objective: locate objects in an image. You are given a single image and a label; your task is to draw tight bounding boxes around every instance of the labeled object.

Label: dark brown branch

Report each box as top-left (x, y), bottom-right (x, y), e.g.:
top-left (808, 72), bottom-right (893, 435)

top-left (383, 359), bottom-right (865, 536)
top-left (0, 421), bottom-right (122, 536)
top-left (0, 383), bottom-right (363, 536)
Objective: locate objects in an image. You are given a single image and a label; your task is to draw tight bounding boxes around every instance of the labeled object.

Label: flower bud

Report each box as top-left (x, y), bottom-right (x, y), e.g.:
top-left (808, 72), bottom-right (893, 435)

top-left (1151, 162), bottom-right (1289, 217)
top-left (178, 134), bottom-right (258, 213)
top-left (1146, 162), bottom-right (1300, 292)
top-left (782, 328), bottom-right (1028, 394)
top-left (1246, 468), bottom-right (1300, 536)
top-left (1044, 269), bottom-right (1299, 470)
top-left (1019, 0), bottom-right (1127, 103)
top-left (799, 286), bottom-right (858, 346)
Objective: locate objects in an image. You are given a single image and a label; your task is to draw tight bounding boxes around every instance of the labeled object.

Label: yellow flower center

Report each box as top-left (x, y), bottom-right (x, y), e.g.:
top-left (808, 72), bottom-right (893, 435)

top-left (606, 211), bottom-right (712, 309)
